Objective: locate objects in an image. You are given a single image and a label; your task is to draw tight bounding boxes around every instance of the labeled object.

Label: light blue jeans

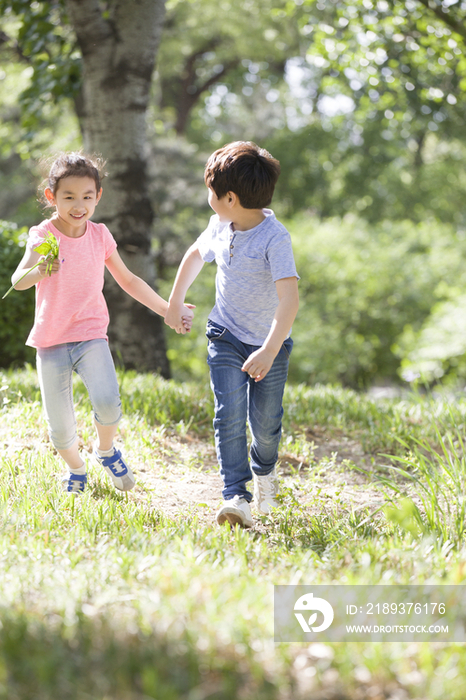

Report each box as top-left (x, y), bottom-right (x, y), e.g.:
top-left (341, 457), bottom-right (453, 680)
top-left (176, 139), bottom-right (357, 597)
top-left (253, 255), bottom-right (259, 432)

top-left (206, 320), bottom-right (293, 502)
top-left (36, 339), bottom-right (122, 450)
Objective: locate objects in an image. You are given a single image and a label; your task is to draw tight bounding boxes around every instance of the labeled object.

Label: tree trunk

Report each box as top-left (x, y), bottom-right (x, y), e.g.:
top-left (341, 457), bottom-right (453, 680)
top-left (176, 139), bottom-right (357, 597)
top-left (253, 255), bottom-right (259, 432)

top-left (64, 0), bottom-right (170, 376)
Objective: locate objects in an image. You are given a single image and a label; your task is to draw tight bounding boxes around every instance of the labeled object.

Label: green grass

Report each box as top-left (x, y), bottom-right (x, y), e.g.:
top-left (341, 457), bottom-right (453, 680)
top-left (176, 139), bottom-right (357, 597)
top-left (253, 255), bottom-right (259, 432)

top-left (1, 367), bottom-right (466, 698)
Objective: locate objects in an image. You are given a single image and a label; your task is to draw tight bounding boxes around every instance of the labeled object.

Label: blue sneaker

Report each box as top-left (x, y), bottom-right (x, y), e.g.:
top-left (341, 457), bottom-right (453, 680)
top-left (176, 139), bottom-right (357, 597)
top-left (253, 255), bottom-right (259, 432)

top-left (62, 472), bottom-right (87, 493)
top-left (93, 446), bottom-right (135, 492)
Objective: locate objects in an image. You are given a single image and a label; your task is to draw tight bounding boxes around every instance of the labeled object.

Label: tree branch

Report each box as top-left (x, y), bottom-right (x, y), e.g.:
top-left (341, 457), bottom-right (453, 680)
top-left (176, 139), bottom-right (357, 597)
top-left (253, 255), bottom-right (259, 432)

top-left (0, 28), bottom-right (31, 63)
top-left (195, 59), bottom-right (240, 96)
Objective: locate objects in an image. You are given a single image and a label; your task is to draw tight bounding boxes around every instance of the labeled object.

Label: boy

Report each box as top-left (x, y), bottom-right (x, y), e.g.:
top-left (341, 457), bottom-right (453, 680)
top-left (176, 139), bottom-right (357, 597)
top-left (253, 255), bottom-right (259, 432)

top-left (165, 141), bottom-right (299, 527)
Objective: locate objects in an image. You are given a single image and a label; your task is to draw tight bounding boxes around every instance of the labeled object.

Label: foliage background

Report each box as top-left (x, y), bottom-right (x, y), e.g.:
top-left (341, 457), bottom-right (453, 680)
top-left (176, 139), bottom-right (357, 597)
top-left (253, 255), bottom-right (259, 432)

top-left (0, 221), bottom-right (35, 367)
top-left (1, 0), bottom-right (466, 385)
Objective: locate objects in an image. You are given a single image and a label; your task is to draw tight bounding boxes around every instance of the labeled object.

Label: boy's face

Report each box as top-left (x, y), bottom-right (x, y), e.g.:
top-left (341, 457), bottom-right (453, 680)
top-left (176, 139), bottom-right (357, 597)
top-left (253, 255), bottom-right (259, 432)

top-left (208, 187), bottom-right (233, 222)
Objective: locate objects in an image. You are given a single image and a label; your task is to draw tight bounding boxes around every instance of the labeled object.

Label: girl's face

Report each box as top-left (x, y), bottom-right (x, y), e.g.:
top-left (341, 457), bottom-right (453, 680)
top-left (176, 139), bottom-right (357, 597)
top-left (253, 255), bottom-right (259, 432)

top-left (45, 176), bottom-right (102, 237)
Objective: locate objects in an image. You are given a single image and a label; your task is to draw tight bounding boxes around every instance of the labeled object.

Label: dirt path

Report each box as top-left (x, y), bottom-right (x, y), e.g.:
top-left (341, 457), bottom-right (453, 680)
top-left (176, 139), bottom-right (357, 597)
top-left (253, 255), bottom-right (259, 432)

top-left (0, 408), bottom-right (387, 527)
top-left (131, 430), bottom-right (386, 527)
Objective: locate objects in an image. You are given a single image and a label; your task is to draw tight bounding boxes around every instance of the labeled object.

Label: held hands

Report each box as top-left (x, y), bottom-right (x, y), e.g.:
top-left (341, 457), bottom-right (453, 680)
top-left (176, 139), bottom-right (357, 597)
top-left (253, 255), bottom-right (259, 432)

top-left (242, 347), bottom-right (276, 382)
top-left (165, 301), bottom-right (196, 334)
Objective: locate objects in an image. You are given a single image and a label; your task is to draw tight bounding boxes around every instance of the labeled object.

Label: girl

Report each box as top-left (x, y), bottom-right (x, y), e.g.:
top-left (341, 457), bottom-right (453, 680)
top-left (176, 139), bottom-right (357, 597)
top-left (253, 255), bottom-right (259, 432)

top-left (11, 152), bottom-right (193, 493)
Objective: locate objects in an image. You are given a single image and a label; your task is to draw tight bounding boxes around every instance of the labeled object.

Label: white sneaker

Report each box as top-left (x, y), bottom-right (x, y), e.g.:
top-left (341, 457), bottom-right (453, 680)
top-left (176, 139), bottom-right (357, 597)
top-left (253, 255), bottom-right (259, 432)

top-left (253, 468), bottom-right (279, 514)
top-left (216, 495), bottom-right (253, 528)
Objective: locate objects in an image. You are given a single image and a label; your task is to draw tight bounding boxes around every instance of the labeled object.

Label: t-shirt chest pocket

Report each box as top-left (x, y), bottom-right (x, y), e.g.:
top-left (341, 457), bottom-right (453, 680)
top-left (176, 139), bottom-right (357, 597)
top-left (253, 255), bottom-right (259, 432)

top-left (236, 253), bottom-right (266, 271)
top-left (222, 243), bottom-right (266, 270)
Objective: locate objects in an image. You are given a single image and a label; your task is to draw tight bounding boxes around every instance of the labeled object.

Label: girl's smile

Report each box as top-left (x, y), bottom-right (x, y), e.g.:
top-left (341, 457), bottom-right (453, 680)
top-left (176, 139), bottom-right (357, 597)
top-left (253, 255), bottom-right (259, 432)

top-left (44, 176), bottom-right (102, 238)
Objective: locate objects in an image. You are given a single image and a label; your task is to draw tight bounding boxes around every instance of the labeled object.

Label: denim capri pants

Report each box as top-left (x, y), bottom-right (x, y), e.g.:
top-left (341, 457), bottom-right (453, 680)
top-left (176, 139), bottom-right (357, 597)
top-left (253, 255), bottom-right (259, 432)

top-left (36, 338), bottom-right (122, 450)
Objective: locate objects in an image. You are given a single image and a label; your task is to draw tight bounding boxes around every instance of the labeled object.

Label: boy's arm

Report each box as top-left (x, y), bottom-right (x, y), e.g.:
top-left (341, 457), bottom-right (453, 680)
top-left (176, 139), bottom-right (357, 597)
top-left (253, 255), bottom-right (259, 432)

top-left (105, 249), bottom-right (194, 332)
top-left (164, 243), bottom-right (204, 330)
top-left (242, 276), bottom-right (299, 382)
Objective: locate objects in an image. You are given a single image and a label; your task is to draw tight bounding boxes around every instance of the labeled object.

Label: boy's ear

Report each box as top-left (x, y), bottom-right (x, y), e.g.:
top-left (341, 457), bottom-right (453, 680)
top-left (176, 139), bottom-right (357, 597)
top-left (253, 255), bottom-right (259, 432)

top-left (44, 188), bottom-right (55, 205)
top-left (226, 191), bottom-right (238, 207)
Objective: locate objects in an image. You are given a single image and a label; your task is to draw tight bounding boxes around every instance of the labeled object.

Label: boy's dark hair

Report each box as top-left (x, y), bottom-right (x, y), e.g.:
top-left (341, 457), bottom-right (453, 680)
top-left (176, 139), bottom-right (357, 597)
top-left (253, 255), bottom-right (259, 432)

top-left (204, 141), bottom-right (280, 209)
top-left (39, 151), bottom-right (106, 205)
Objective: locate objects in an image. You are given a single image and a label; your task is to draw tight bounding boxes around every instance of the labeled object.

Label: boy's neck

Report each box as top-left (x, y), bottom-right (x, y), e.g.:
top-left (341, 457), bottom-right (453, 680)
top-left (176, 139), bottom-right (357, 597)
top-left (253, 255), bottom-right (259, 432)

top-left (230, 208), bottom-right (266, 232)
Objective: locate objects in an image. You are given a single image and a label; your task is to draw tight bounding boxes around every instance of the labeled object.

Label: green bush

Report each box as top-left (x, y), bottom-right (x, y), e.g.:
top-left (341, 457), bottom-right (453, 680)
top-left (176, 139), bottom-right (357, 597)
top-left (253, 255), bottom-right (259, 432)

top-left (290, 215), bottom-right (466, 387)
top-left (0, 220), bottom-right (35, 368)
top-left (396, 294), bottom-right (466, 384)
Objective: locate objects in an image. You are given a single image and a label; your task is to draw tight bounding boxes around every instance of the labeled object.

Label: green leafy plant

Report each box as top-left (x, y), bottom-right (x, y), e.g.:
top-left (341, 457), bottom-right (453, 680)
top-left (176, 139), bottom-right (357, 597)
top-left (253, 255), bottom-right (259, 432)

top-left (2, 231), bottom-right (60, 299)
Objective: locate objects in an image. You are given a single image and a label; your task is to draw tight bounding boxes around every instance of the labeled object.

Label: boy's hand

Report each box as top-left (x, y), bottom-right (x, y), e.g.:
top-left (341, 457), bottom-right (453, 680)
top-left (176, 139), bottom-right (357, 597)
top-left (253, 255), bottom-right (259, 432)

top-left (242, 347), bottom-right (276, 382)
top-left (165, 301), bottom-right (195, 334)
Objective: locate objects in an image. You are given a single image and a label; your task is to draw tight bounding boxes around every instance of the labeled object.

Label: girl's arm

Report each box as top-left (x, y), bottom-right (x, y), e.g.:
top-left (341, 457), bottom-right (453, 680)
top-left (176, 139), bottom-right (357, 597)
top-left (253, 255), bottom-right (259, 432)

top-left (11, 247), bottom-right (61, 290)
top-left (105, 249), bottom-right (194, 332)
top-left (164, 243), bottom-right (205, 330)
top-left (242, 276), bottom-right (299, 382)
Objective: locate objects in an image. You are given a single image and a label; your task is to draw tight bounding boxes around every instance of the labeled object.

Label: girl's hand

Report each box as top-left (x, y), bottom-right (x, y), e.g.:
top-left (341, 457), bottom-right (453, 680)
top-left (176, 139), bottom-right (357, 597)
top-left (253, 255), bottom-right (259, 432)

top-left (181, 303), bottom-right (196, 332)
top-left (37, 255), bottom-right (61, 278)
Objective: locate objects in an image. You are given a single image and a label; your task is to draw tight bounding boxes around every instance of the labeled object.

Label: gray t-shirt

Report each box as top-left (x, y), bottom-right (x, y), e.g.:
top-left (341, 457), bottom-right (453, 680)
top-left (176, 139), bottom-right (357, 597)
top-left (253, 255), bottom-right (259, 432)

top-left (197, 209), bottom-right (299, 346)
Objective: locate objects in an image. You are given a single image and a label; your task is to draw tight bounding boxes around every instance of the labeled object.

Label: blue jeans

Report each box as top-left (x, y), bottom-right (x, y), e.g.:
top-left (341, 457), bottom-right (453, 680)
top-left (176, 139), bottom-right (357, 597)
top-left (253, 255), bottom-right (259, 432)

top-left (206, 320), bottom-right (293, 502)
top-left (36, 339), bottom-right (122, 450)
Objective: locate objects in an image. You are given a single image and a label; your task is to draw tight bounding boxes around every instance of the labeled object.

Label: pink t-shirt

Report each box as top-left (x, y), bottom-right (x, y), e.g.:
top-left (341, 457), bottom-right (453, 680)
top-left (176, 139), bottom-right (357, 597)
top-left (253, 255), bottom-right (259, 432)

top-left (26, 219), bottom-right (117, 348)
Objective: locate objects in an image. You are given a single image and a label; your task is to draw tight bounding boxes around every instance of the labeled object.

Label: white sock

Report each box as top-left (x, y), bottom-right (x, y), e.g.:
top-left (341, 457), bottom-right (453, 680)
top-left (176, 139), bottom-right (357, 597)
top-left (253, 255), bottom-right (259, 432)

top-left (69, 461), bottom-right (86, 475)
top-left (96, 444), bottom-right (114, 457)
